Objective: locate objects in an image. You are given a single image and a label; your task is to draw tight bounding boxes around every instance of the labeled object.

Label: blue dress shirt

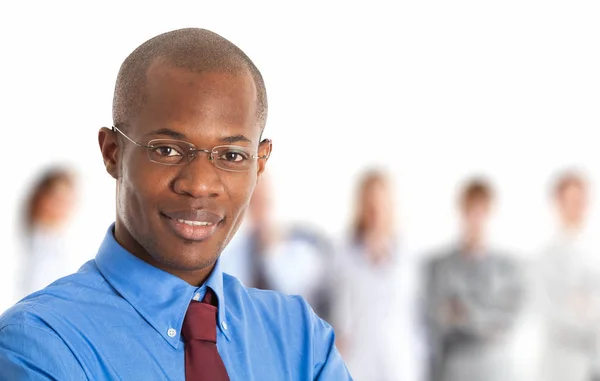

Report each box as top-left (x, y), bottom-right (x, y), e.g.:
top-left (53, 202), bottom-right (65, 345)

top-left (0, 226), bottom-right (352, 380)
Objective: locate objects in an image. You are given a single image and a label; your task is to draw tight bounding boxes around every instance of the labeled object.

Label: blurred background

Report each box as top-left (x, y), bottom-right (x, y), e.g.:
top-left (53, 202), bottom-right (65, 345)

top-left (1, 1), bottom-right (600, 380)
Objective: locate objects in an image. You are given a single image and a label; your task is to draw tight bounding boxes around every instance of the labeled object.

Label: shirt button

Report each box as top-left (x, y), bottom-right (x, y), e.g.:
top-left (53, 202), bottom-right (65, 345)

top-left (193, 293), bottom-right (200, 301)
top-left (167, 328), bottom-right (177, 337)
top-left (222, 321), bottom-right (228, 330)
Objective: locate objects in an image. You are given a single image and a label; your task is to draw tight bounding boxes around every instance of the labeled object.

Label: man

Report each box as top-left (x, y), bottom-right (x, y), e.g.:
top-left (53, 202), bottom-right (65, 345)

top-left (424, 178), bottom-right (524, 381)
top-left (535, 171), bottom-right (600, 381)
top-left (0, 28), bottom-right (351, 380)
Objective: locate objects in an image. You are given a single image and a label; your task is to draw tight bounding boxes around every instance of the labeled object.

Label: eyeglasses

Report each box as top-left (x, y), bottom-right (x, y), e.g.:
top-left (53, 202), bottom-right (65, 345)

top-left (112, 126), bottom-right (270, 172)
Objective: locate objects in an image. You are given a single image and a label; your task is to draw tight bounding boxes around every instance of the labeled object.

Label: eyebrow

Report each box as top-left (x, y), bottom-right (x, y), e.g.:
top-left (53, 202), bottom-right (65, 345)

top-left (146, 129), bottom-right (252, 144)
top-left (146, 128), bottom-right (187, 140)
top-left (220, 134), bottom-right (252, 144)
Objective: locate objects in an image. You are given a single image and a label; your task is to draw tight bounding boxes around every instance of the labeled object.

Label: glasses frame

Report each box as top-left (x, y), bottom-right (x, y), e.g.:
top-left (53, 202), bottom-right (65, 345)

top-left (111, 126), bottom-right (270, 172)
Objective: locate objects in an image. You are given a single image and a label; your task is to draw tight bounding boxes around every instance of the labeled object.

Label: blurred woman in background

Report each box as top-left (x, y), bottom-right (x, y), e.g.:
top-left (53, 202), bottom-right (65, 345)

top-left (332, 169), bottom-right (426, 381)
top-left (18, 167), bottom-right (78, 297)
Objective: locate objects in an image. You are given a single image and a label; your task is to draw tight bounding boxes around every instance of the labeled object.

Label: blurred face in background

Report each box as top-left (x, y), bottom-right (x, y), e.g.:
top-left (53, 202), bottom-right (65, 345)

top-left (461, 197), bottom-right (492, 247)
top-left (31, 176), bottom-right (77, 229)
top-left (360, 177), bottom-right (394, 234)
top-left (556, 181), bottom-right (588, 230)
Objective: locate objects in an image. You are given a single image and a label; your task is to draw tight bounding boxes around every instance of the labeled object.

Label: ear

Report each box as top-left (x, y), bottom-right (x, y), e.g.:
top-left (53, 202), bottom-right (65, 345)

top-left (256, 139), bottom-right (272, 182)
top-left (98, 127), bottom-right (120, 179)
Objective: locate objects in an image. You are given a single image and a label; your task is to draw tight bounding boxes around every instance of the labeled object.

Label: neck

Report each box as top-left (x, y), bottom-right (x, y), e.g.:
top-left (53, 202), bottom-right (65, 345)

top-left (561, 219), bottom-right (583, 235)
top-left (32, 217), bottom-right (66, 232)
top-left (162, 263), bottom-right (215, 287)
top-left (462, 234), bottom-right (485, 256)
top-left (364, 225), bottom-right (392, 238)
top-left (362, 229), bottom-right (394, 263)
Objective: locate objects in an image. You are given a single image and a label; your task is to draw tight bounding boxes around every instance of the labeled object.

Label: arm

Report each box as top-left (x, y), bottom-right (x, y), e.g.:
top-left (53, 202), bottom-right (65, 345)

top-left (460, 259), bottom-right (525, 339)
top-left (538, 254), bottom-right (600, 335)
top-left (328, 246), bottom-right (354, 355)
top-left (423, 257), bottom-right (502, 355)
top-left (0, 324), bottom-right (87, 381)
top-left (407, 257), bottom-right (430, 381)
top-left (423, 259), bottom-right (448, 381)
top-left (424, 259), bottom-right (463, 338)
top-left (312, 312), bottom-right (353, 380)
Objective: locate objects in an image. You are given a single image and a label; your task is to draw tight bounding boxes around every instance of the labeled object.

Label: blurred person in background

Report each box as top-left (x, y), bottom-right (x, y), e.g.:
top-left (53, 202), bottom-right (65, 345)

top-left (331, 169), bottom-right (426, 381)
top-left (534, 170), bottom-right (600, 381)
top-left (220, 174), bottom-right (331, 319)
top-left (424, 178), bottom-right (524, 381)
top-left (18, 167), bottom-right (78, 298)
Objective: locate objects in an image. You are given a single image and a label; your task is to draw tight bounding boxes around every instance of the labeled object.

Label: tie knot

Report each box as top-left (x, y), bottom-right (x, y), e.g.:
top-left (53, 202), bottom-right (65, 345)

top-left (182, 290), bottom-right (218, 342)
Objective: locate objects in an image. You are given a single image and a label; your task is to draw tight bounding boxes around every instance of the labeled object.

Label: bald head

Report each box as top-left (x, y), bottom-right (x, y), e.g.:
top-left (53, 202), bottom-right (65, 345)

top-left (112, 28), bottom-right (267, 131)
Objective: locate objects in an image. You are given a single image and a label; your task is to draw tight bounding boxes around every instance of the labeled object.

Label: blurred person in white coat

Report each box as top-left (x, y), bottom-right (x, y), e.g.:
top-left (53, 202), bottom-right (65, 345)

top-left (332, 169), bottom-right (426, 381)
top-left (534, 170), bottom-right (600, 381)
top-left (17, 167), bottom-right (78, 298)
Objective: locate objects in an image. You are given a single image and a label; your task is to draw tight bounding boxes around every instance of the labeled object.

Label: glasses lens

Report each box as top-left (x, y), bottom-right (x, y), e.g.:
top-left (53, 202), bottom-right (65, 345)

top-left (147, 140), bottom-right (193, 165)
top-left (213, 146), bottom-right (254, 172)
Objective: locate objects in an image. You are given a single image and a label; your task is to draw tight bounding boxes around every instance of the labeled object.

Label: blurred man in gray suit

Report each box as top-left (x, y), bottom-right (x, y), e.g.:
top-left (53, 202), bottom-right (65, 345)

top-left (424, 178), bottom-right (525, 381)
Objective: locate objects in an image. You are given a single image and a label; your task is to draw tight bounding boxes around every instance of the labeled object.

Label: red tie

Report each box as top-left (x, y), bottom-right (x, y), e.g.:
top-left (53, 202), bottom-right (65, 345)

top-left (181, 289), bottom-right (230, 381)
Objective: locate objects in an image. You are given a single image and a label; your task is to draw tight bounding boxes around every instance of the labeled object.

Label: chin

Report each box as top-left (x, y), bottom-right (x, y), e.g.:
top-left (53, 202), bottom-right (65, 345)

top-left (155, 251), bottom-right (217, 273)
top-left (175, 237), bottom-right (225, 265)
top-left (146, 218), bottom-right (230, 269)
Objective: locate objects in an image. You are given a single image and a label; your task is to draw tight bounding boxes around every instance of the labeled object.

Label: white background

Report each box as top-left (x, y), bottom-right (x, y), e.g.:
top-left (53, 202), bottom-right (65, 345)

top-left (0, 0), bottom-right (599, 312)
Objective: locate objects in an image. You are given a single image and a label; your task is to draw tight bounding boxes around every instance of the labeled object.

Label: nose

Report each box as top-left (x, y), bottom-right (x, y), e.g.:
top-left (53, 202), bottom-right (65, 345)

top-left (171, 151), bottom-right (225, 199)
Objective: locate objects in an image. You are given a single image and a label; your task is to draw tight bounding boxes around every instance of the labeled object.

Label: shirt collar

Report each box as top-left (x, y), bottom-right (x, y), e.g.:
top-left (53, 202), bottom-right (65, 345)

top-left (95, 224), bottom-right (230, 348)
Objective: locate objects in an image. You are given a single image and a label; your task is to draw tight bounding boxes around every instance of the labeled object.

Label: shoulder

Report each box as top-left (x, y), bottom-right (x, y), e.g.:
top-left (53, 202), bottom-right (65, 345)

top-left (489, 250), bottom-right (522, 269)
top-left (0, 273), bottom-right (95, 379)
top-left (424, 247), bottom-right (454, 271)
top-left (222, 277), bottom-right (350, 378)
top-left (222, 273), bottom-right (331, 345)
top-left (223, 272), bottom-right (315, 319)
top-left (0, 259), bottom-right (112, 332)
top-left (0, 300), bottom-right (71, 347)
top-left (331, 236), bottom-right (362, 263)
top-left (0, 320), bottom-right (86, 379)
top-left (222, 272), bottom-right (336, 356)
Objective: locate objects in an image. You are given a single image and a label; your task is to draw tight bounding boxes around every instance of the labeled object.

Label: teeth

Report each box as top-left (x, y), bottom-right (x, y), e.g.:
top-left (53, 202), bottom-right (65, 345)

top-left (176, 219), bottom-right (213, 227)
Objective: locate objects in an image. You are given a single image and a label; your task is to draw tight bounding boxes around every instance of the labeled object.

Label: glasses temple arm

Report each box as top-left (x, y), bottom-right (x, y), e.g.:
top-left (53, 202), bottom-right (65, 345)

top-left (112, 126), bottom-right (151, 148)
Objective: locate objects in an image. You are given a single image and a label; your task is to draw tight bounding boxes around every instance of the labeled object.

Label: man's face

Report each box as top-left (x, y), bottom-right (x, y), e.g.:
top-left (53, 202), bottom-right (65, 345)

top-left (104, 63), bottom-right (270, 282)
top-left (461, 198), bottom-right (491, 240)
top-left (557, 183), bottom-right (588, 227)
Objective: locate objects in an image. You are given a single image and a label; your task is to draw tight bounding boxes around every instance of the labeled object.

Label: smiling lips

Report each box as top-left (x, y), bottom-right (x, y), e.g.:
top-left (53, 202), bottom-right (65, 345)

top-left (161, 209), bottom-right (223, 241)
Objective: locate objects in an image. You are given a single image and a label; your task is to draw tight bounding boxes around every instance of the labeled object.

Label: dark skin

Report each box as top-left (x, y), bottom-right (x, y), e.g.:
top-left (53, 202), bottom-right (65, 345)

top-left (98, 62), bottom-right (272, 286)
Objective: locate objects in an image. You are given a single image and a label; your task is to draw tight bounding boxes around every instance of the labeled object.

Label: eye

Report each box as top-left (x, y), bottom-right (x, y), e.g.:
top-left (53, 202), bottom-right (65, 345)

top-left (152, 145), bottom-right (183, 157)
top-left (219, 149), bottom-right (249, 162)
